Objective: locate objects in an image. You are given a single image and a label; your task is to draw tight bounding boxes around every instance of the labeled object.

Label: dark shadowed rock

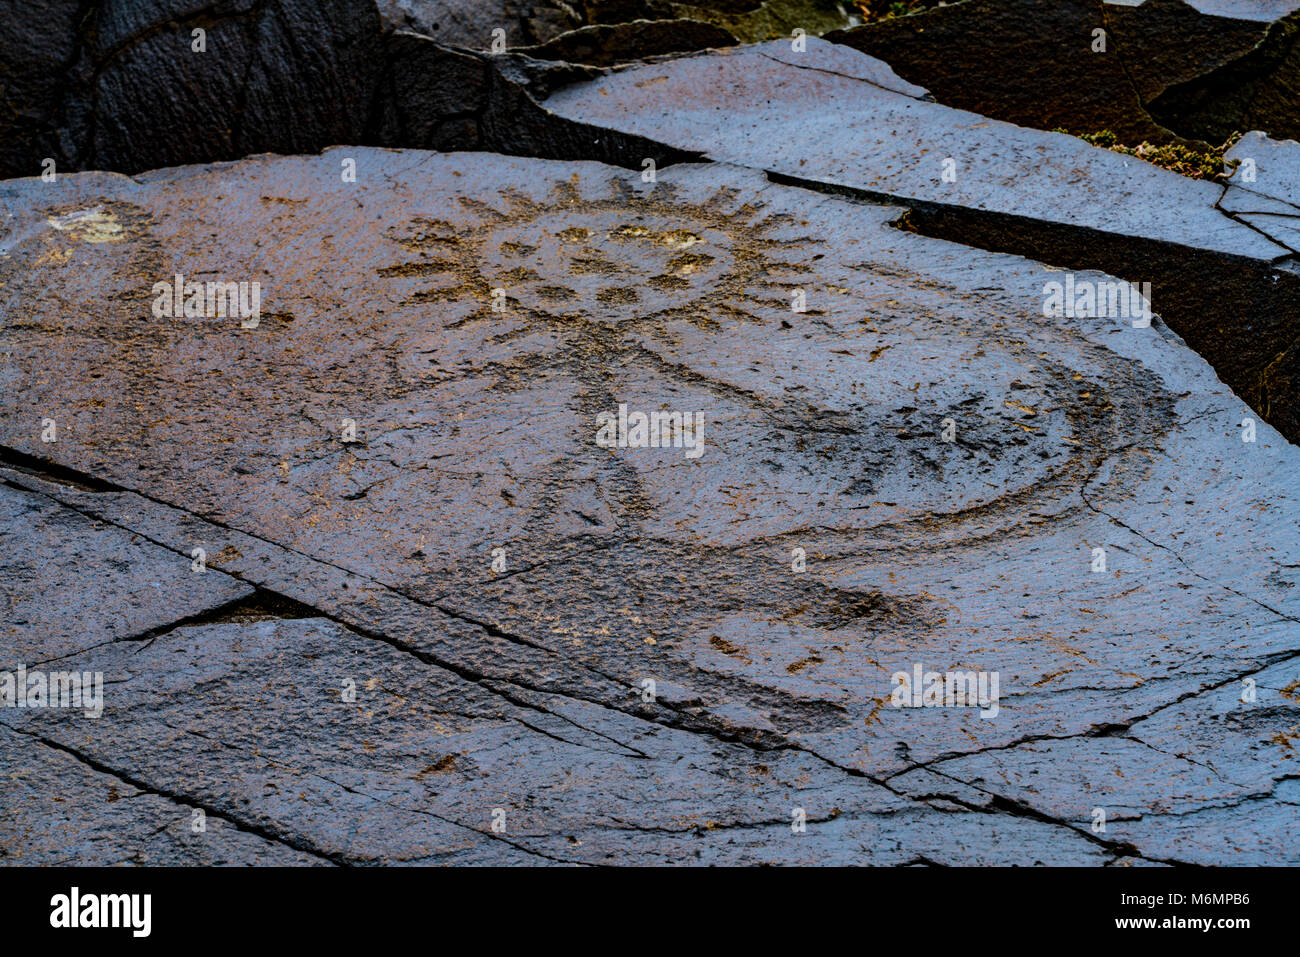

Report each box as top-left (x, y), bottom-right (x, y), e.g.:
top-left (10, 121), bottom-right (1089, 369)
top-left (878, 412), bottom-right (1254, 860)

top-left (1149, 9), bottom-right (1300, 143)
top-left (1106, 0), bottom-right (1274, 104)
top-left (0, 0), bottom-right (385, 177)
top-left (827, 0), bottom-right (1296, 146)
top-left (378, 0), bottom-right (583, 48)
top-left (514, 19), bottom-right (738, 66)
top-left (829, 0), bottom-right (1172, 144)
top-left (1, 149), bottom-right (1297, 863)
top-left (76, 0), bottom-right (386, 175)
top-left (0, 0), bottom-right (695, 178)
top-left (0, 0), bottom-right (83, 181)
top-left (372, 32), bottom-right (699, 167)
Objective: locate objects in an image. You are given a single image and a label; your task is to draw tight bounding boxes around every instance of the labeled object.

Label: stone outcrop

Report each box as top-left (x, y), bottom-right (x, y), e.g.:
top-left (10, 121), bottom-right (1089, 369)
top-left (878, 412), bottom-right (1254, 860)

top-left (2, 150), bottom-right (1297, 864)
top-left (2, 0), bottom-right (1298, 869)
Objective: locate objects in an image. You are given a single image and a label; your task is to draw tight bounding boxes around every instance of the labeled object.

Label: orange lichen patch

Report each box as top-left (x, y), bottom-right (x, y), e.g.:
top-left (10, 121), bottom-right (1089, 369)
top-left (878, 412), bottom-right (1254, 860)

top-left (414, 754), bottom-right (460, 778)
top-left (786, 653), bottom-right (824, 675)
top-left (1268, 727), bottom-right (1299, 757)
top-left (710, 635), bottom-right (750, 662)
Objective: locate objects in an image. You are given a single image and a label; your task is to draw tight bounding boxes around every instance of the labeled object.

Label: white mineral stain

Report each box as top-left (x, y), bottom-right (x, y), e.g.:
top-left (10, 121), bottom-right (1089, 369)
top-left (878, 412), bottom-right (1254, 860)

top-left (47, 206), bottom-right (125, 243)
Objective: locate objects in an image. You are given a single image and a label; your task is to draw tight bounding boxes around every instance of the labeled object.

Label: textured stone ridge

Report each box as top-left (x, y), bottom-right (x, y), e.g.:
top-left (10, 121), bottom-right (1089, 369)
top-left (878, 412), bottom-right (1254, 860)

top-left (1, 150), bottom-right (1297, 865)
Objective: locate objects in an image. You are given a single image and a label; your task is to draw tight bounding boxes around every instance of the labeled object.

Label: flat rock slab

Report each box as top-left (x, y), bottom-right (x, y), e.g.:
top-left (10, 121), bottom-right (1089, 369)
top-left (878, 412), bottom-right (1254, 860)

top-left (1186, 0), bottom-right (1300, 19)
top-left (1, 150), bottom-right (1298, 864)
top-left (543, 39), bottom-right (1284, 260)
top-left (541, 38), bottom-right (1300, 443)
top-left (1226, 130), bottom-right (1300, 209)
top-left (2, 614), bottom-right (1107, 864)
top-left (0, 481), bottom-right (252, 668)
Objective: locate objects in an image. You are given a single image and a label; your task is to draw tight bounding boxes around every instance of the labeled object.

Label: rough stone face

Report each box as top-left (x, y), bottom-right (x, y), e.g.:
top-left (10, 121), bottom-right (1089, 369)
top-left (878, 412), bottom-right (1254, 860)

top-left (0, 0), bottom-right (388, 177)
top-left (0, 0), bottom-right (693, 178)
top-left (379, 0), bottom-right (584, 48)
top-left (891, 656), bottom-right (1300, 864)
top-left (377, 0), bottom-right (815, 50)
top-left (0, 0), bottom-right (854, 180)
top-left (1148, 9), bottom-right (1300, 143)
top-left (2, 614), bottom-right (1111, 865)
top-left (0, 723), bottom-right (324, 865)
top-left (541, 38), bottom-right (1300, 441)
top-left (1, 150), bottom-right (1297, 864)
top-left (0, 0), bottom-right (84, 180)
top-left (0, 481), bottom-right (252, 668)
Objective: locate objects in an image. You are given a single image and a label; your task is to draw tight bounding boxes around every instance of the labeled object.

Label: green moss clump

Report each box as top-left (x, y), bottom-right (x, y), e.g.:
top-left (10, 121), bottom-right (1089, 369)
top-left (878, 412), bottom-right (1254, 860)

top-left (1052, 128), bottom-right (1243, 181)
top-left (852, 0), bottom-right (934, 23)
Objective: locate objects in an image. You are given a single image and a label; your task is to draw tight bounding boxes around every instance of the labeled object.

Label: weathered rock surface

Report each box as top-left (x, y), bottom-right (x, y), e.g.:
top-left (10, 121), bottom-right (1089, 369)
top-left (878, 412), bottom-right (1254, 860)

top-left (0, 480), bottom-right (252, 668)
top-left (542, 38), bottom-right (1300, 441)
top-left (1, 150), bottom-right (1297, 864)
top-left (0, 723), bottom-right (324, 865)
top-left (2, 606), bottom-right (1112, 864)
